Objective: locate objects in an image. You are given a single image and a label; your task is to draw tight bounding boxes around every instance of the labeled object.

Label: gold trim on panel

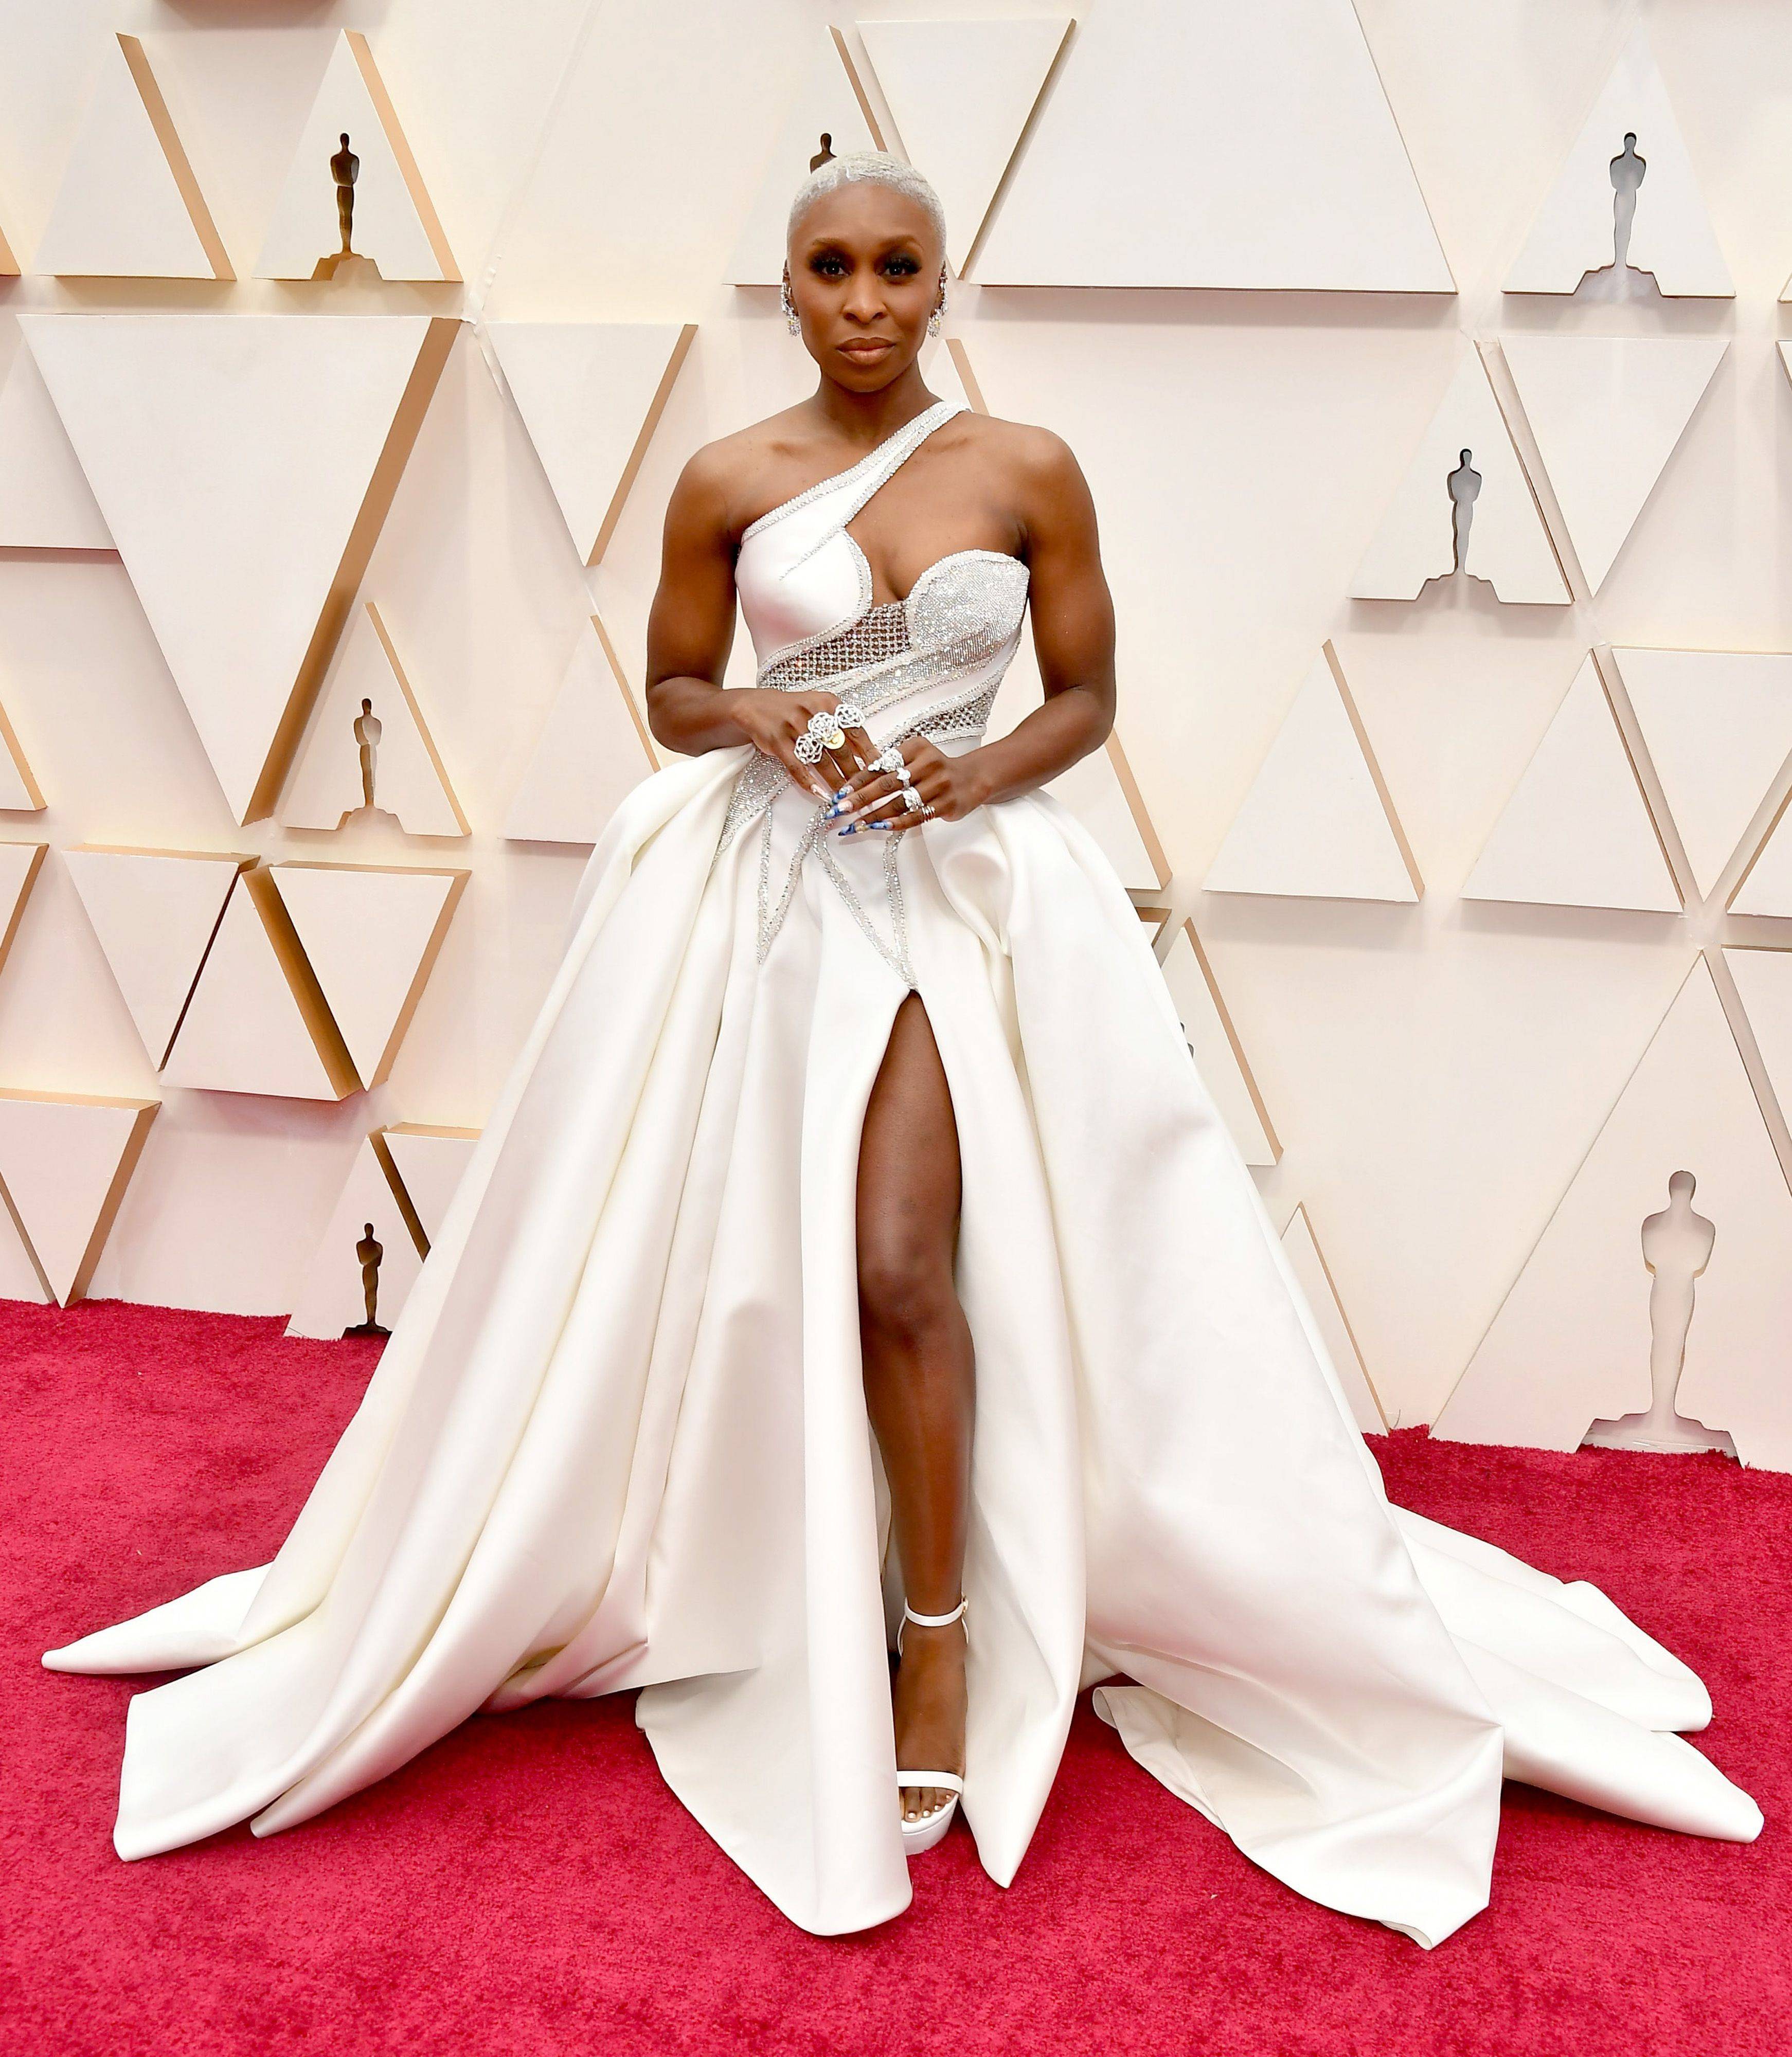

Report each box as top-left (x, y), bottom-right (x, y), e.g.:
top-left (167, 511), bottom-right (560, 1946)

top-left (269, 860), bottom-right (471, 1090)
top-left (364, 601), bottom-right (472, 834)
top-left (368, 1127), bottom-right (429, 1258)
top-left (1289, 1200), bottom-right (1389, 1430)
top-left (591, 610), bottom-right (661, 770)
top-left (239, 864), bottom-right (361, 1098)
top-left (1324, 638), bottom-right (1424, 899)
top-left (831, 25), bottom-right (888, 150)
top-left (344, 30), bottom-right (460, 284)
top-left (588, 323), bottom-right (697, 567)
top-left (0, 696), bottom-right (46, 810)
top-left (117, 34), bottom-right (233, 282)
top-left (0, 841), bottom-right (47, 975)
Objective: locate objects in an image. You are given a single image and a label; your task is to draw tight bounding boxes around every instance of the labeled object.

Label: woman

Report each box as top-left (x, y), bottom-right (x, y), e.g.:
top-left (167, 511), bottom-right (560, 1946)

top-left (44, 154), bottom-right (1761, 1947)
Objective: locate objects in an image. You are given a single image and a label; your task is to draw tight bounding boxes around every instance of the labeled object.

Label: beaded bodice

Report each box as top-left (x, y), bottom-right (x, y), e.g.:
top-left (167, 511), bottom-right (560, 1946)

top-left (721, 399), bottom-right (1030, 850)
top-left (718, 399), bottom-right (1029, 989)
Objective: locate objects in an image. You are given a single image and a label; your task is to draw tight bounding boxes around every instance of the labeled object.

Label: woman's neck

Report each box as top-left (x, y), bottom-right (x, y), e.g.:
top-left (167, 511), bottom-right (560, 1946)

top-left (808, 366), bottom-right (940, 449)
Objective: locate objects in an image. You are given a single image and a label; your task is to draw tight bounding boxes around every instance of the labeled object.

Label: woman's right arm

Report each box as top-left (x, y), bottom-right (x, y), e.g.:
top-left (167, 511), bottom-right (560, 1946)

top-left (643, 449), bottom-right (853, 801)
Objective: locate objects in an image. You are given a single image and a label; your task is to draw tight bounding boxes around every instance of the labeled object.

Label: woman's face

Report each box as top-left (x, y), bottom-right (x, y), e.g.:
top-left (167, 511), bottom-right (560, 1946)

top-left (785, 182), bottom-right (941, 393)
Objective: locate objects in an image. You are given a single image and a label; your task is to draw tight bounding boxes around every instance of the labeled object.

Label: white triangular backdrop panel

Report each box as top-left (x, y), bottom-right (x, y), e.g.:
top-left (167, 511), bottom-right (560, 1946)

top-left (1612, 647), bottom-right (1792, 901)
top-left (1350, 345), bottom-right (1569, 604)
top-left (62, 848), bottom-right (247, 1069)
top-left (1435, 957), bottom-right (1792, 1465)
top-left (0, 1090), bottom-right (157, 1304)
top-left (160, 874), bottom-right (347, 1100)
top-left (285, 1135), bottom-right (424, 1339)
top-left (34, 34), bottom-right (229, 281)
top-left (1500, 335), bottom-right (1727, 593)
top-left (1203, 645), bottom-right (1422, 903)
top-left (505, 616), bottom-right (658, 846)
top-left (727, 35), bottom-right (881, 285)
top-left (972, 0), bottom-right (1453, 289)
top-left (23, 313), bottom-right (454, 824)
top-left (256, 30), bottom-right (457, 282)
top-left (268, 862), bottom-right (467, 1093)
top-left (856, 16), bottom-right (1070, 273)
top-left (1504, 24), bottom-right (1733, 297)
top-left (488, 321), bottom-right (696, 566)
top-left (281, 603), bottom-right (468, 838)
top-left (382, 1124), bottom-right (480, 1248)
top-left (1462, 654), bottom-right (1680, 914)
top-left (0, 338), bottom-right (112, 549)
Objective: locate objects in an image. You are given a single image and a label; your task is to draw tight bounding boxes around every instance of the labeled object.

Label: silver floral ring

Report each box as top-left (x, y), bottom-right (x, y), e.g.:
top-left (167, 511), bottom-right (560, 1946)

top-left (832, 700), bottom-right (866, 731)
top-left (794, 733), bottom-right (825, 765)
top-left (900, 787), bottom-right (925, 813)
top-left (873, 745), bottom-right (906, 775)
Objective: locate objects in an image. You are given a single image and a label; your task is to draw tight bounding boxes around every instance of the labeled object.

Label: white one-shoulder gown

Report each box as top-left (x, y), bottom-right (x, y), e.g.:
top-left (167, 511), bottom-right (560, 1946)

top-left (45, 399), bottom-right (1761, 1946)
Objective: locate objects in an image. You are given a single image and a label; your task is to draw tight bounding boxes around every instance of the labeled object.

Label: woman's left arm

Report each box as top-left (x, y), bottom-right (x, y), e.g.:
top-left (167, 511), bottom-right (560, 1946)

top-left (960, 427), bottom-right (1117, 809)
top-left (833, 427), bottom-right (1116, 828)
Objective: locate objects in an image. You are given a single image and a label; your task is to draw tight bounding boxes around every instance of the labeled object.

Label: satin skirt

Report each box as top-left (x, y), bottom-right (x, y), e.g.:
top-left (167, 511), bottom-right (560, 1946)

top-left (44, 743), bottom-right (1763, 1946)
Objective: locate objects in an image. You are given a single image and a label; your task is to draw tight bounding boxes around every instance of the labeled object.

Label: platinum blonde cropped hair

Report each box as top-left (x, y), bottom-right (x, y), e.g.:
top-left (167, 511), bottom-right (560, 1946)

top-left (785, 150), bottom-right (947, 255)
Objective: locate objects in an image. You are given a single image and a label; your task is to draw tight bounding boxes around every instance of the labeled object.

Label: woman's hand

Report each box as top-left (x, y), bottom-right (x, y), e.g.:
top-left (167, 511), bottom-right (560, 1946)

top-left (729, 688), bottom-right (878, 803)
top-left (826, 736), bottom-right (992, 833)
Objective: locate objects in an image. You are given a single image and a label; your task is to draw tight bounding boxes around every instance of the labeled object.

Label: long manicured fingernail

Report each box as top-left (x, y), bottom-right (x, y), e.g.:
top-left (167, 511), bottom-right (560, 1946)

top-left (839, 823), bottom-right (858, 836)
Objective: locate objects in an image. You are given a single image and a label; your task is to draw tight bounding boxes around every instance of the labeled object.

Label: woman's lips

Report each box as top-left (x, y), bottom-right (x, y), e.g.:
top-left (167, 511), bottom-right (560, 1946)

top-left (838, 339), bottom-right (894, 359)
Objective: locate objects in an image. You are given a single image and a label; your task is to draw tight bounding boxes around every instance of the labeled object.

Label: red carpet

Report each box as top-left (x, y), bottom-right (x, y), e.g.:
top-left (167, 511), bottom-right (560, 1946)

top-left (3, 1297), bottom-right (1785, 2055)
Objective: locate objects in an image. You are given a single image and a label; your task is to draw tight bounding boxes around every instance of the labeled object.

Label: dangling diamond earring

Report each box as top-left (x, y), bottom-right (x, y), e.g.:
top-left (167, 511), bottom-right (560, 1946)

top-left (927, 270), bottom-right (947, 339)
top-left (780, 275), bottom-right (801, 335)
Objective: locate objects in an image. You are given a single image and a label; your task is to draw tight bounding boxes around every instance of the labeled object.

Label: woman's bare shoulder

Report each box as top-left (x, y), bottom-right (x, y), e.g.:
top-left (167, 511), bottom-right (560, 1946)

top-left (946, 409), bottom-right (1090, 515)
top-left (942, 407), bottom-right (1079, 477)
top-left (671, 405), bottom-right (820, 537)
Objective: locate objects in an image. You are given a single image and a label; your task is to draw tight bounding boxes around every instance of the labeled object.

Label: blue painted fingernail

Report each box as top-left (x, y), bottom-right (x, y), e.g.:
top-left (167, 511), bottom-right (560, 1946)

top-left (839, 823), bottom-right (858, 836)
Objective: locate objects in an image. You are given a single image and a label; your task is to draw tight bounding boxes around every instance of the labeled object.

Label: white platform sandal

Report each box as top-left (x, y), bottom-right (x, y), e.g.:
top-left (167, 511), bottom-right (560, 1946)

top-left (895, 1596), bottom-right (967, 1855)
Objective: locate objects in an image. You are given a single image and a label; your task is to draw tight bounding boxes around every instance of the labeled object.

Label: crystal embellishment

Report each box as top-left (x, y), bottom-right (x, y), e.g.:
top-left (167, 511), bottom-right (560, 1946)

top-left (719, 399), bottom-right (1031, 985)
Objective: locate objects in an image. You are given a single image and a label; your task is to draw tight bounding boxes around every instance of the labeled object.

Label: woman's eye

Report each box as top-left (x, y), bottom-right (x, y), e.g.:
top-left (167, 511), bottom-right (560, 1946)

top-left (810, 255), bottom-right (847, 277)
top-left (884, 257), bottom-right (919, 277)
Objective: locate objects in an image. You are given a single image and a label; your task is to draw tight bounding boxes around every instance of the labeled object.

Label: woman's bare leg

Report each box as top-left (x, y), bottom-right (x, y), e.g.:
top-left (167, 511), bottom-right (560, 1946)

top-left (856, 989), bottom-right (973, 1828)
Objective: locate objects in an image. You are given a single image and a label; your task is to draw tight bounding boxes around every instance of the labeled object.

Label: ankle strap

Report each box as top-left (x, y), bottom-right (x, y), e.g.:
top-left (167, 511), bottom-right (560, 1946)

top-left (902, 1597), bottom-right (967, 1629)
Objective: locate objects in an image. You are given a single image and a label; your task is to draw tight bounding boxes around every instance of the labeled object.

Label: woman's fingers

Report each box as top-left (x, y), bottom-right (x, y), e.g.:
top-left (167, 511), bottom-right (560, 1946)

top-left (838, 736), bottom-right (915, 800)
top-left (834, 776), bottom-right (910, 828)
top-left (781, 742), bottom-right (834, 803)
top-left (841, 723), bottom-right (879, 774)
top-left (821, 743), bottom-right (863, 792)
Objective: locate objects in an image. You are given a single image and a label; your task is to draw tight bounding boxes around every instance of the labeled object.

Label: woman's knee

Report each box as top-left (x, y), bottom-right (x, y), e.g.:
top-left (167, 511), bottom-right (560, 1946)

top-left (857, 1235), bottom-right (957, 1340)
